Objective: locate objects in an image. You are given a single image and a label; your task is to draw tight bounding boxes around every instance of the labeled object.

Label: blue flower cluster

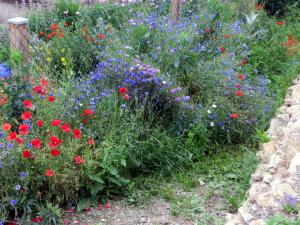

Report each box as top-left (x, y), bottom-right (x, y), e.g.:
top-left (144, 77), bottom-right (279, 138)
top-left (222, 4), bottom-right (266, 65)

top-left (0, 64), bottom-right (11, 80)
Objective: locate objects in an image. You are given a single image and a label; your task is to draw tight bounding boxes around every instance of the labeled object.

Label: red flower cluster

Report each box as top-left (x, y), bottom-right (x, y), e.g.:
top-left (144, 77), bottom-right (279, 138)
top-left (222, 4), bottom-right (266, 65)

top-left (119, 87), bottom-right (130, 101)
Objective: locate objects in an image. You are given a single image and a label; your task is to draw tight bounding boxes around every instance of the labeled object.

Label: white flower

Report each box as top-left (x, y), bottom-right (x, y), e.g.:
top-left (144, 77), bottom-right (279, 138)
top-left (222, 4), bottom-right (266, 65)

top-left (212, 104), bottom-right (217, 108)
top-left (245, 12), bottom-right (258, 25)
top-left (207, 110), bottom-right (211, 114)
top-left (210, 122), bottom-right (214, 127)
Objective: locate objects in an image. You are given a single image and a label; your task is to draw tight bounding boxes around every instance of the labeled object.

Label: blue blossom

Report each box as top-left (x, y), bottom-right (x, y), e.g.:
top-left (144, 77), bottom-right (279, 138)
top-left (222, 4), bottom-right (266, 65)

top-left (0, 131), bottom-right (4, 139)
top-left (10, 199), bottom-right (17, 206)
top-left (0, 64), bottom-right (11, 79)
top-left (19, 172), bottom-right (27, 178)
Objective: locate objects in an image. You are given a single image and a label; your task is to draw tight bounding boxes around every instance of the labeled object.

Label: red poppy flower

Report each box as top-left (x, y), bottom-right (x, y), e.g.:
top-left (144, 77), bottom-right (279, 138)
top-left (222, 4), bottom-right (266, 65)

top-left (47, 34), bottom-right (52, 39)
top-left (119, 87), bottom-right (127, 95)
top-left (224, 34), bottom-right (231, 39)
top-left (48, 96), bottom-right (56, 102)
top-left (51, 119), bottom-right (61, 126)
top-left (204, 27), bottom-right (211, 33)
top-left (2, 123), bottom-right (11, 131)
top-left (235, 90), bottom-right (244, 97)
top-left (50, 149), bottom-right (61, 157)
top-left (82, 119), bottom-right (87, 124)
top-left (8, 132), bottom-right (17, 141)
top-left (32, 217), bottom-right (43, 223)
top-left (32, 139), bottom-right (41, 149)
top-left (51, 31), bottom-right (57, 36)
top-left (33, 85), bottom-right (43, 93)
top-left (40, 31), bottom-right (45, 36)
top-left (60, 123), bottom-right (70, 132)
top-left (277, 21), bottom-right (284, 26)
top-left (238, 74), bottom-right (245, 80)
top-left (89, 37), bottom-right (94, 43)
top-left (96, 34), bottom-right (105, 39)
top-left (105, 202), bottom-right (111, 208)
top-left (230, 114), bottom-right (239, 119)
top-left (22, 150), bottom-right (31, 159)
top-left (41, 79), bottom-right (48, 87)
top-left (234, 83), bottom-right (241, 89)
top-left (83, 109), bottom-right (93, 117)
top-left (16, 137), bottom-right (23, 145)
top-left (50, 23), bottom-right (58, 31)
top-left (257, 3), bottom-right (263, 11)
top-left (123, 94), bottom-right (130, 101)
top-left (49, 136), bottom-right (62, 148)
top-left (83, 33), bottom-right (87, 38)
top-left (45, 169), bottom-right (54, 177)
top-left (0, 93), bottom-right (8, 106)
top-left (23, 99), bottom-right (33, 108)
top-left (74, 155), bottom-right (85, 164)
top-left (19, 124), bottom-right (29, 135)
top-left (59, 32), bottom-right (64, 38)
top-left (219, 47), bottom-right (226, 53)
top-left (37, 120), bottom-right (44, 127)
top-left (21, 111), bottom-right (32, 120)
top-left (73, 129), bottom-right (81, 138)
top-left (87, 138), bottom-right (94, 145)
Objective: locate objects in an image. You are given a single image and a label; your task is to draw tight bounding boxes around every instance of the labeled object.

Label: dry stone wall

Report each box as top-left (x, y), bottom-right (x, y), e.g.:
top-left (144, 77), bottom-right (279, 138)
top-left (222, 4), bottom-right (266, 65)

top-left (226, 76), bottom-right (300, 225)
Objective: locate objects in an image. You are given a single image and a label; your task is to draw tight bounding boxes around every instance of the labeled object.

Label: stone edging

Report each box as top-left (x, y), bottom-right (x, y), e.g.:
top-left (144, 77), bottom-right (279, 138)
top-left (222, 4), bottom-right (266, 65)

top-left (226, 76), bottom-right (300, 225)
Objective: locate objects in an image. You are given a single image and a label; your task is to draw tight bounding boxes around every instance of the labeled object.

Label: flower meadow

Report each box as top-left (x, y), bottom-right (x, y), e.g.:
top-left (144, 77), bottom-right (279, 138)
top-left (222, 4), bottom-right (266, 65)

top-left (0, 0), bottom-right (300, 223)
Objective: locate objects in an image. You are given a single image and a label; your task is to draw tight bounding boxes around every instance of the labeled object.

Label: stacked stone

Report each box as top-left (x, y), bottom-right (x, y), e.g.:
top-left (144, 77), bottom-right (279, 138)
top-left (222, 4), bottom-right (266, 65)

top-left (226, 76), bottom-right (300, 225)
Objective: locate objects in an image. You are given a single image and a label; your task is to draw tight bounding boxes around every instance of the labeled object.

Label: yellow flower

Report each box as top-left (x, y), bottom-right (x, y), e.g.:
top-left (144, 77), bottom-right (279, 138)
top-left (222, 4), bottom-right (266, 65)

top-left (61, 48), bottom-right (65, 53)
top-left (60, 57), bottom-right (66, 63)
top-left (46, 57), bottom-right (52, 62)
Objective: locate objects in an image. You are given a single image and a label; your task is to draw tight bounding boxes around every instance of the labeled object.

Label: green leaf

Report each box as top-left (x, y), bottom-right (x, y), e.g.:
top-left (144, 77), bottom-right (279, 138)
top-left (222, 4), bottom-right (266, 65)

top-left (120, 159), bottom-right (126, 167)
top-left (77, 198), bottom-right (91, 211)
top-left (87, 174), bottom-right (105, 183)
top-left (90, 183), bottom-right (105, 197)
top-left (174, 57), bottom-right (180, 68)
top-left (143, 32), bottom-right (150, 39)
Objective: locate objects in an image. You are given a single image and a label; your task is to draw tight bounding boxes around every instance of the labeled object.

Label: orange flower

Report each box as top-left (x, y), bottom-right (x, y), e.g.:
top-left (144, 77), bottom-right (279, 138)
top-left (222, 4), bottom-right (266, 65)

top-left (2, 123), bottom-right (11, 131)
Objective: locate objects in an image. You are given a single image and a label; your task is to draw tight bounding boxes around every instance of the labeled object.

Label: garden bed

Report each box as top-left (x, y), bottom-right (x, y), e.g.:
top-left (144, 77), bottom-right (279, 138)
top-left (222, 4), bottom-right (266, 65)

top-left (0, 0), bottom-right (300, 224)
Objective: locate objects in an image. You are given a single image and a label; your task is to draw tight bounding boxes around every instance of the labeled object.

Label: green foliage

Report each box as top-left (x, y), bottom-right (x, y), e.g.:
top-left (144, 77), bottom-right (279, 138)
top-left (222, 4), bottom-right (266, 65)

top-left (267, 214), bottom-right (300, 225)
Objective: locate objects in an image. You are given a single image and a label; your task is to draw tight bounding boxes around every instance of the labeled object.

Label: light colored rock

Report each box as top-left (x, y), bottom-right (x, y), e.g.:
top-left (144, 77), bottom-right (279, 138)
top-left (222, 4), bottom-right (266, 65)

top-left (263, 174), bottom-right (274, 184)
top-left (267, 154), bottom-right (288, 169)
top-left (250, 219), bottom-right (265, 225)
top-left (271, 182), bottom-right (297, 199)
top-left (289, 153), bottom-right (300, 174)
top-left (239, 206), bottom-right (254, 223)
top-left (256, 193), bottom-right (274, 208)
top-left (258, 142), bottom-right (276, 162)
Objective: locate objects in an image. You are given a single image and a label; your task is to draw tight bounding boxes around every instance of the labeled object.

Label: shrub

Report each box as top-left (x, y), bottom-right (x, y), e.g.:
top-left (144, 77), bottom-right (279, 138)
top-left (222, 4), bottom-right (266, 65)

top-left (259, 0), bottom-right (300, 17)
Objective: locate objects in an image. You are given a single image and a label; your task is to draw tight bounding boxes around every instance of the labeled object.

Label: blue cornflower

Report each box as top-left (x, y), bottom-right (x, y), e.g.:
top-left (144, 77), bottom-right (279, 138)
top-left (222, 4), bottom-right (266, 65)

top-left (0, 161), bottom-right (4, 169)
top-left (10, 199), bottom-right (17, 206)
top-left (0, 131), bottom-right (4, 139)
top-left (26, 143), bottom-right (32, 148)
top-left (0, 64), bottom-right (12, 79)
top-left (19, 172), bottom-right (27, 178)
top-left (7, 143), bottom-right (14, 149)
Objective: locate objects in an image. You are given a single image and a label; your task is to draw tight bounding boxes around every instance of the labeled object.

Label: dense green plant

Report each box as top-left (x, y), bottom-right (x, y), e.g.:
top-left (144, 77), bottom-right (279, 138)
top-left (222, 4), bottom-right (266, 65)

top-left (259, 0), bottom-right (300, 17)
